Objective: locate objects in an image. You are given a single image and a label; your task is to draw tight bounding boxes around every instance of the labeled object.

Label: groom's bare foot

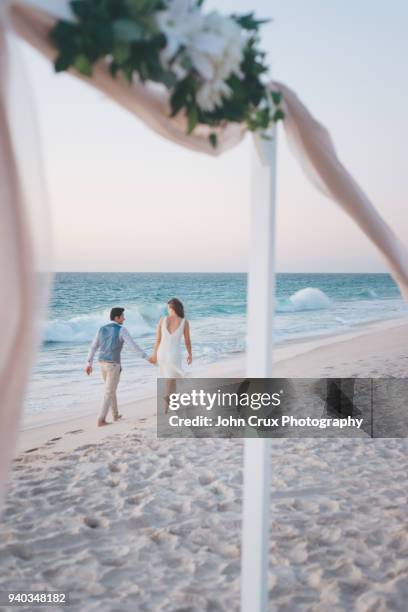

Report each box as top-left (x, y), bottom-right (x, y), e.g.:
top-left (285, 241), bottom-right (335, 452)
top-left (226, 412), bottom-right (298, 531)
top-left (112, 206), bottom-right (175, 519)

top-left (113, 414), bottom-right (123, 422)
top-left (97, 419), bottom-right (110, 427)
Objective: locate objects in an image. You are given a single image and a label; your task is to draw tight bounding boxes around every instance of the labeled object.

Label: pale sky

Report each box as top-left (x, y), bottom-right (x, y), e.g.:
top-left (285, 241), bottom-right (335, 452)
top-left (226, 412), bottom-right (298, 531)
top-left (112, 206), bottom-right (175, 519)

top-left (19, 0), bottom-right (408, 273)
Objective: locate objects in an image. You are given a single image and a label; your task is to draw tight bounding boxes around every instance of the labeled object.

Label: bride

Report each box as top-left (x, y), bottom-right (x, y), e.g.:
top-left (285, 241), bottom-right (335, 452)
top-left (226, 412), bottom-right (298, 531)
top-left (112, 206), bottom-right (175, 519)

top-left (149, 298), bottom-right (192, 408)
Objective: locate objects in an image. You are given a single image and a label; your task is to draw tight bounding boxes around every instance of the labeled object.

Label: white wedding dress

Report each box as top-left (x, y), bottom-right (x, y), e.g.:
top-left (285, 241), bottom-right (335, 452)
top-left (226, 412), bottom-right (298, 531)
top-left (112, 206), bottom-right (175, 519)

top-left (157, 316), bottom-right (186, 378)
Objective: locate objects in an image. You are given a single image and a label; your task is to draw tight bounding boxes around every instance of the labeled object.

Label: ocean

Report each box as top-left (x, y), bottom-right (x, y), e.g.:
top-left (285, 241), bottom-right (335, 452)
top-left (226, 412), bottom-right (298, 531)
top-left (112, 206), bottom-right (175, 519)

top-left (25, 272), bottom-right (407, 418)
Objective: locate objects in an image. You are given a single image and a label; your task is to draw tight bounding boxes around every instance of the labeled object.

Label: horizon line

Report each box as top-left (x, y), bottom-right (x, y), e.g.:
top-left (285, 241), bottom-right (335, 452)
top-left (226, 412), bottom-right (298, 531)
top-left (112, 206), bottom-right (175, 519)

top-left (52, 270), bottom-right (392, 275)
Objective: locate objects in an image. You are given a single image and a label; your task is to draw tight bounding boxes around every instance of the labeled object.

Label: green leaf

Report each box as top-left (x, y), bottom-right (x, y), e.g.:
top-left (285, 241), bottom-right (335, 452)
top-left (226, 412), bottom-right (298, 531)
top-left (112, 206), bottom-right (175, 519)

top-left (113, 19), bottom-right (144, 42)
top-left (113, 42), bottom-right (131, 64)
top-left (92, 22), bottom-right (115, 50)
top-left (122, 63), bottom-right (134, 82)
top-left (270, 90), bottom-right (282, 106)
top-left (50, 21), bottom-right (77, 46)
top-left (170, 93), bottom-right (185, 117)
top-left (255, 107), bottom-right (271, 129)
top-left (70, 1), bottom-right (92, 20)
top-left (187, 105), bottom-right (198, 134)
top-left (209, 133), bottom-right (218, 148)
top-left (54, 51), bottom-right (75, 72)
top-left (273, 109), bottom-right (285, 122)
top-left (156, 69), bottom-right (177, 88)
top-left (109, 61), bottom-right (119, 77)
top-left (138, 60), bottom-right (149, 81)
top-left (232, 12), bottom-right (270, 31)
top-left (170, 78), bottom-right (191, 117)
top-left (126, 0), bottom-right (164, 17)
top-left (137, 15), bottom-right (161, 36)
top-left (179, 53), bottom-right (193, 71)
top-left (73, 54), bottom-right (92, 76)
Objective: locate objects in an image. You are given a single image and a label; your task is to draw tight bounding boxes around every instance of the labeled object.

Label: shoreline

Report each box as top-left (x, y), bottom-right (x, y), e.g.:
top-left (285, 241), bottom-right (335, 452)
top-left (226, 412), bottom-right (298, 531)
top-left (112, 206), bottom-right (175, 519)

top-left (16, 314), bottom-right (408, 454)
top-left (22, 313), bottom-right (408, 428)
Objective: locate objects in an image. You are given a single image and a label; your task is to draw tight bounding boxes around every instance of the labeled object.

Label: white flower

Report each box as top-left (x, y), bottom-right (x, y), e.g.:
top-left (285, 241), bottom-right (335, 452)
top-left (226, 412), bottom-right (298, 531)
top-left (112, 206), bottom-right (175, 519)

top-left (156, 1), bottom-right (246, 112)
top-left (196, 79), bottom-right (231, 112)
top-left (193, 12), bottom-right (245, 111)
top-left (156, 0), bottom-right (203, 64)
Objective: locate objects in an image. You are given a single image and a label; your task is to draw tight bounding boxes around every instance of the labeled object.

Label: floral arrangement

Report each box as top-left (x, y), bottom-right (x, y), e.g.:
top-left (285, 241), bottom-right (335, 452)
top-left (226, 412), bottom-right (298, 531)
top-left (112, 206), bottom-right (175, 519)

top-left (50, 0), bottom-right (284, 146)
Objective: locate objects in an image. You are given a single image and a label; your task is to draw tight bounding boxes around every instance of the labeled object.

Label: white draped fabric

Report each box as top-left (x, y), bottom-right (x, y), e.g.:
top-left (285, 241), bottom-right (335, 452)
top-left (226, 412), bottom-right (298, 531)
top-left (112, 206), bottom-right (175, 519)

top-left (276, 81), bottom-right (408, 302)
top-left (0, 0), bottom-right (50, 505)
top-left (1, 0), bottom-right (408, 504)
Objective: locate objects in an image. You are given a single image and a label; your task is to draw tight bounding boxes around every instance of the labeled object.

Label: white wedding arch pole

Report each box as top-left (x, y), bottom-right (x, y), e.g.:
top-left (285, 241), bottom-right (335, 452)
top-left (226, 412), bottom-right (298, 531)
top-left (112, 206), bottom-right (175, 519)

top-left (242, 129), bottom-right (277, 611)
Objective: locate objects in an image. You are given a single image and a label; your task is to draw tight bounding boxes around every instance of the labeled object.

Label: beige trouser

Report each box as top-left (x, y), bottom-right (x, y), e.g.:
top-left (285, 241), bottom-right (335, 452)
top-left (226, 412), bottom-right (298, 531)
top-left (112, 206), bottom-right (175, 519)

top-left (99, 362), bottom-right (121, 421)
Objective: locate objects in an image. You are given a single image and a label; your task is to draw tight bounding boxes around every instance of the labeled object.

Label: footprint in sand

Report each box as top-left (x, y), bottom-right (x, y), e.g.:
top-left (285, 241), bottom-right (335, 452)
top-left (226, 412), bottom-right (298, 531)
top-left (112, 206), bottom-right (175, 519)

top-left (31, 486), bottom-right (47, 496)
top-left (100, 556), bottom-right (126, 568)
top-left (24, 448), bottom-right (40, 454)
top-left (108, 463), bottom-right (121, 473)
top-left (9, 544), bottom-right (32, 560)
top-left (158, 470), bottom-right (173, 479)
top-left (106, 478), bottom-right (120, 488)
top-left (126, 495), bottom-right (143, 506)
top-left (66, 429), bottom-right (84, 435)
top-left (83, 516), bottom-right (100, 528)
top-left (83, 516), bottom-right (108, 529)
top-left (76, 444), bottom-right (96, 451)
top-left (198, 470), bottom-right (216, 486)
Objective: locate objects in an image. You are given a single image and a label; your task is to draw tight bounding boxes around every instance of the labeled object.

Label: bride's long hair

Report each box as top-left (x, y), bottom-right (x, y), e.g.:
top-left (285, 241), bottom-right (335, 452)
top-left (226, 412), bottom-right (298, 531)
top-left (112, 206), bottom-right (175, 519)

top-left (168, 298), bottom-right (184, 319)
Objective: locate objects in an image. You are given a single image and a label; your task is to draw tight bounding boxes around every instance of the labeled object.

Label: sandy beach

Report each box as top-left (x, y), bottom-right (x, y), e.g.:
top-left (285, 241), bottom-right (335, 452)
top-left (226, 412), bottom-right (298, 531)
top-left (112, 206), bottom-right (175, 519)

top-left (1, 316), bottom-right (408, 611)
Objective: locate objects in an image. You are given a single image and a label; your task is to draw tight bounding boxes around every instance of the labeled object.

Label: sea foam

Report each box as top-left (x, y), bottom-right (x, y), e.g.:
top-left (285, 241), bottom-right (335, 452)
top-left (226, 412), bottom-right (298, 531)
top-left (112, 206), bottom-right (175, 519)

top-left (44, 306), bottom-right (156, 343)
top-left (277, 287), bottom-right (331, 312)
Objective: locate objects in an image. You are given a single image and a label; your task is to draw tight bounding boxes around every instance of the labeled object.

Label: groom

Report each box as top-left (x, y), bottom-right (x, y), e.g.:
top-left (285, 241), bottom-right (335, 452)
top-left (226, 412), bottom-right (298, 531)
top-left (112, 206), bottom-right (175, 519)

top-left (85, 307), bottom-right (149, 427)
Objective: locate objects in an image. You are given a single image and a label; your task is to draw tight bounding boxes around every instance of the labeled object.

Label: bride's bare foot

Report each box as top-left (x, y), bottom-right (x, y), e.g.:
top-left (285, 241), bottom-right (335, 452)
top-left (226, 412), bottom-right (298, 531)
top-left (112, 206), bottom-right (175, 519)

top-left (113, 414), bottom-right (123, 422)
top-left (97, 418), bottom-right (110, 427)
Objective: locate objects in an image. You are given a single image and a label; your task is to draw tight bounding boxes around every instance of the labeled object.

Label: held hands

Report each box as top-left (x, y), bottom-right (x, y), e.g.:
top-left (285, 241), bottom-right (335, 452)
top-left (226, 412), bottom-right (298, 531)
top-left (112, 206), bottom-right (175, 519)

top-left (85, 364), bottom-right (92, 376)
top-left (148, 354), bottom-right (157, 365)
